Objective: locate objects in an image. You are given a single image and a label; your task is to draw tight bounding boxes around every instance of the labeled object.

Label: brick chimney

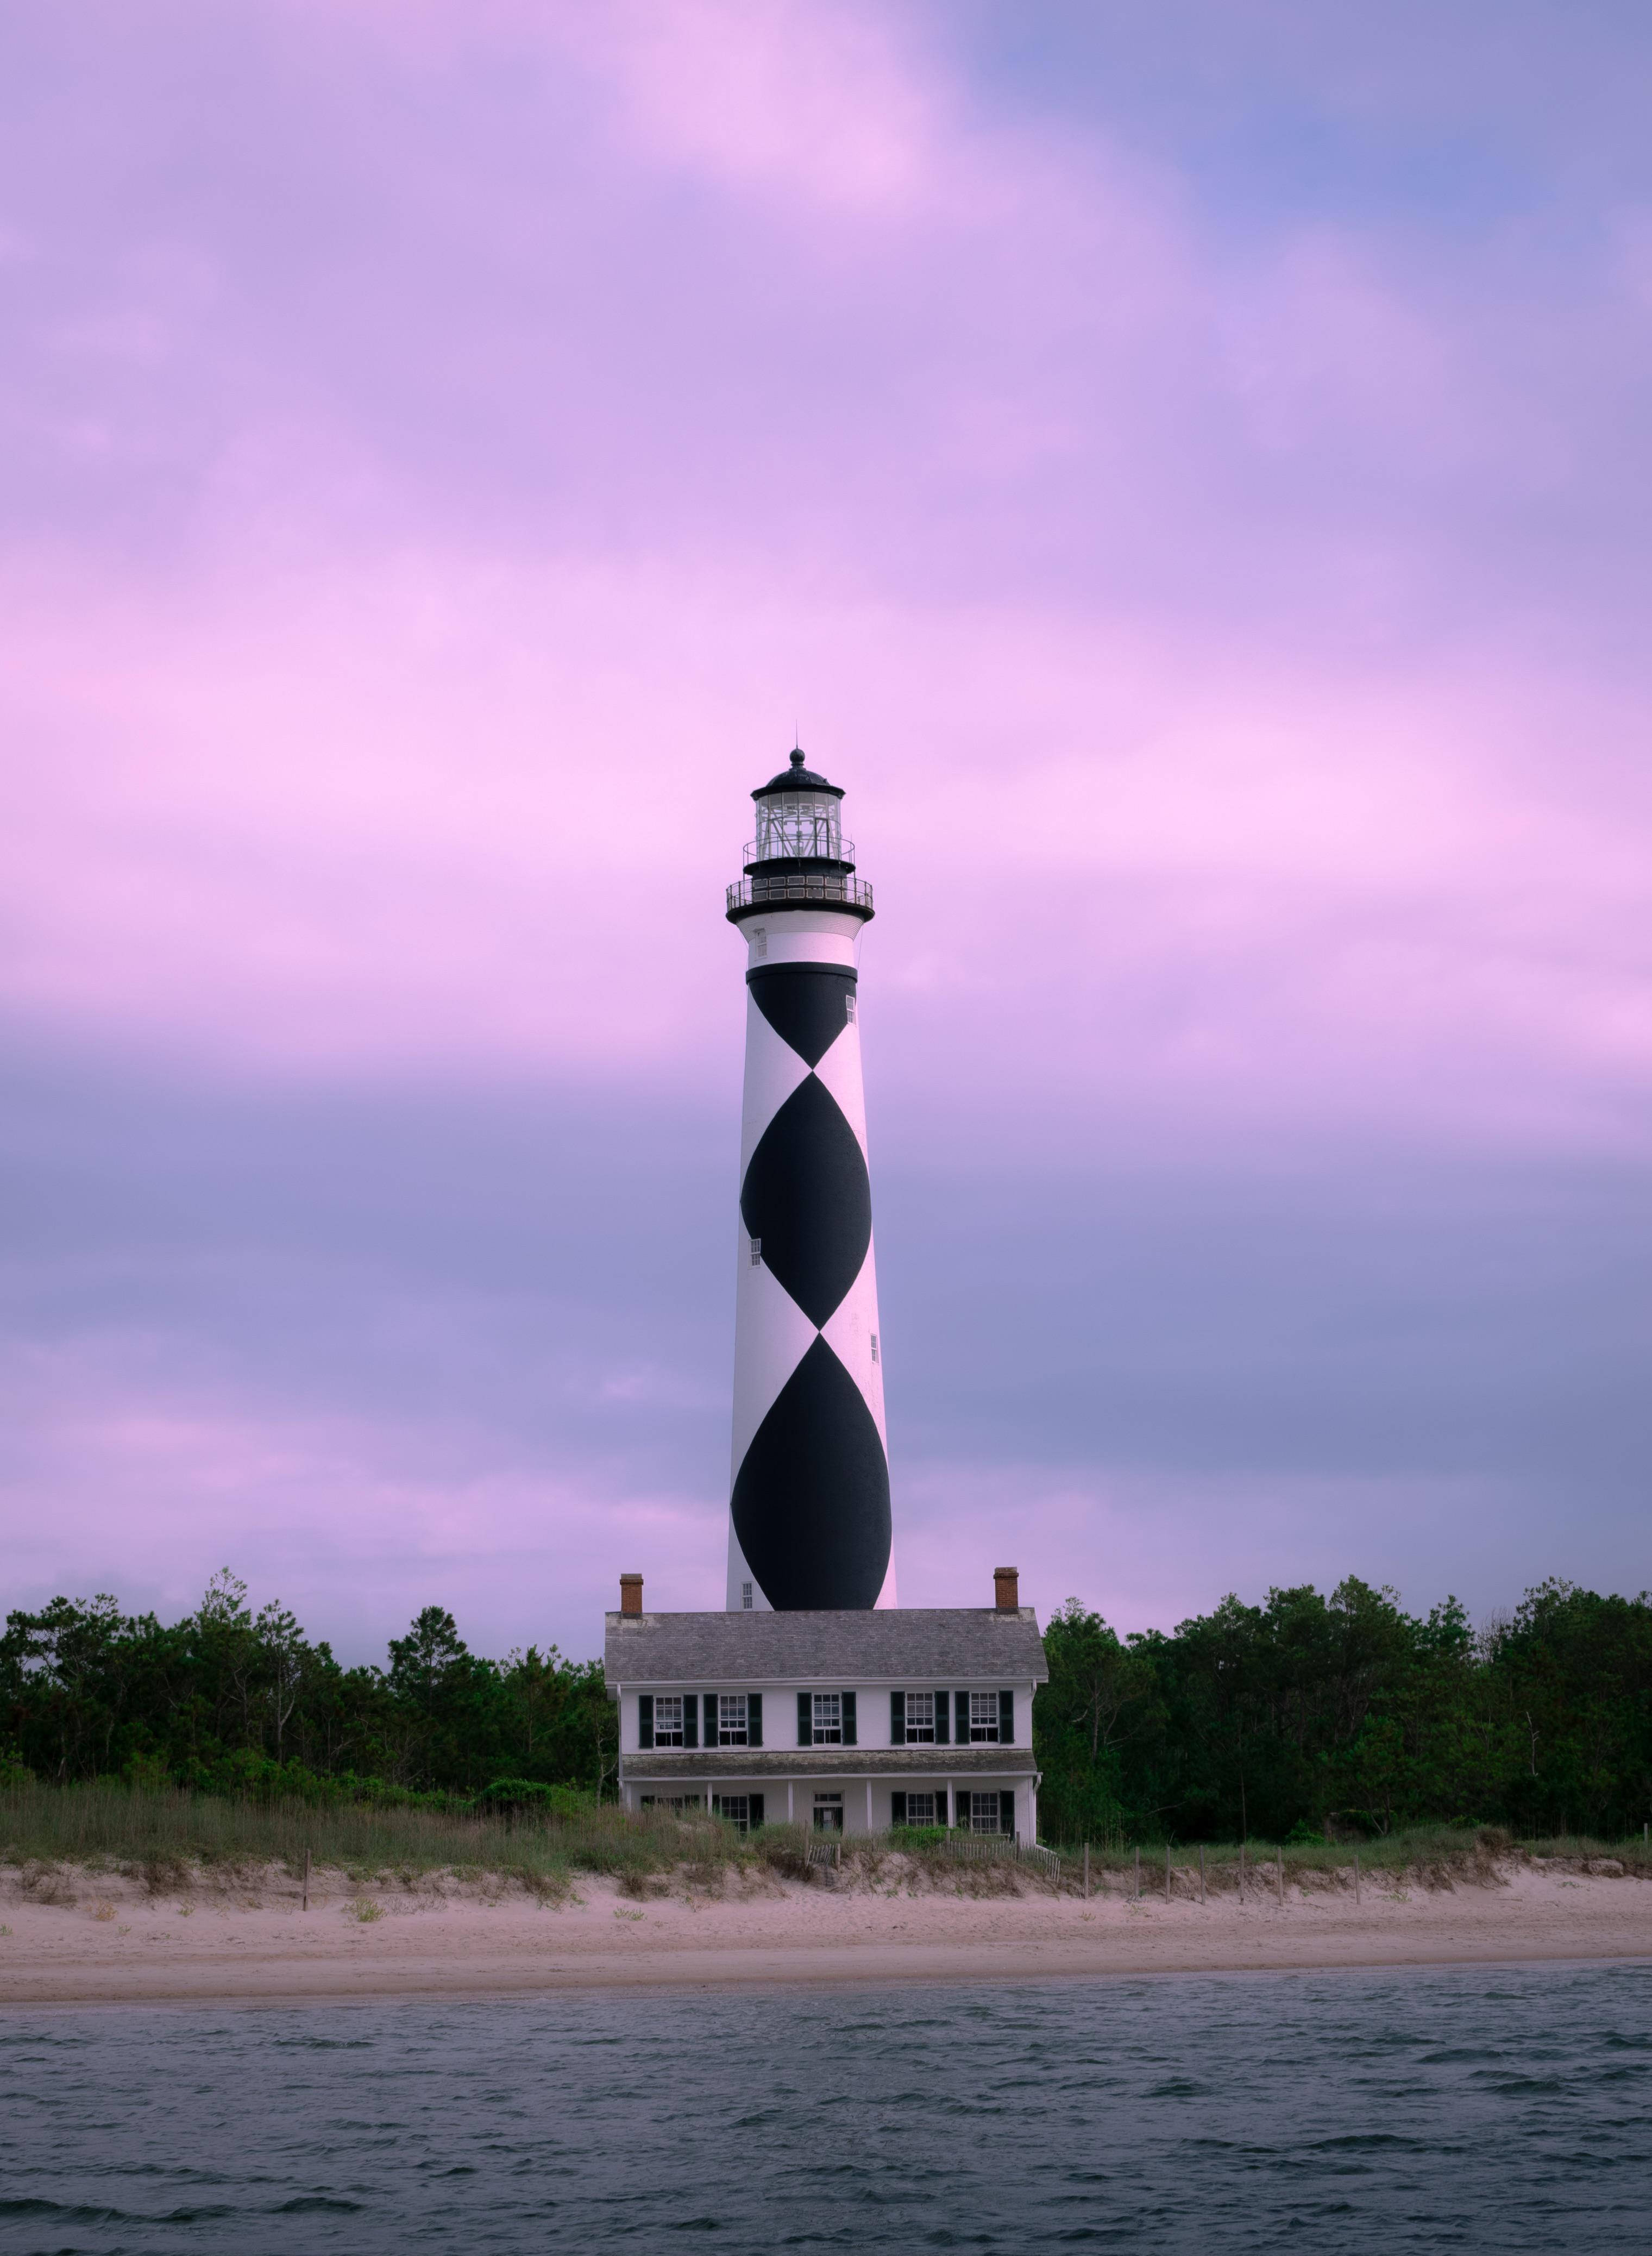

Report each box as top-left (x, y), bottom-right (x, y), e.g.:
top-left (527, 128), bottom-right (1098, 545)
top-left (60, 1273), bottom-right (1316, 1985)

top-left (619, 1572), bottom-right (643, 1616)
top-left (994, 1566), bottom-right (1019, 1610)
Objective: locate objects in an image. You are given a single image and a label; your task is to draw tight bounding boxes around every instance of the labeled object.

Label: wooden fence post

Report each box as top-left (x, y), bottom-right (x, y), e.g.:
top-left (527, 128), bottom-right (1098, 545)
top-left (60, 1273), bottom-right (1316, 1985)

top-left (1354, 1849), bottom-right (1361, 1906)
top-left (1165, 1845), bottom-right (1172, 1904)
top-left (1277, 1850), bottom-right (1285, 1907)
top-left (302, 1846), bottom-right (311, 1913)
top-left (1239, 1841), bottom-right (1245, 1899)
top-left (1134, 1845), bottom-right (1140, 1901)
top-left (1199, 1844), bottom-right (1205, 1904)
top-left (1083, 1843), bottom-right (1090, 1900)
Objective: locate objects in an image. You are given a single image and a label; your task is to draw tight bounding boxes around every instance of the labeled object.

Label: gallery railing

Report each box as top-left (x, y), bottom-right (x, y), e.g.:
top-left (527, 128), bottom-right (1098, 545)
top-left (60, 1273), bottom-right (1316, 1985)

top-left (726, 872), bottom-right (875, 913)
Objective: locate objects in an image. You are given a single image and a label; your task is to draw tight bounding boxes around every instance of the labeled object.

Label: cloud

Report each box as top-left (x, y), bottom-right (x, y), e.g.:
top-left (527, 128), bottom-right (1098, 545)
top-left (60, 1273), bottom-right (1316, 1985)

top-left (0, 1337), bottom-right (726, 1660)
top-left (2, 549), bottom-right (1648, 1163)
top-left (3, 1031), bottom-right (1646, 1655)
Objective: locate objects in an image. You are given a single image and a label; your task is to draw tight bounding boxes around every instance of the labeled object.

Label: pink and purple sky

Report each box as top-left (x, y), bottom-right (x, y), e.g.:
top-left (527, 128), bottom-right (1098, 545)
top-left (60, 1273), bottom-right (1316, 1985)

top-left (3, 0), bottom-right (1649, 1662)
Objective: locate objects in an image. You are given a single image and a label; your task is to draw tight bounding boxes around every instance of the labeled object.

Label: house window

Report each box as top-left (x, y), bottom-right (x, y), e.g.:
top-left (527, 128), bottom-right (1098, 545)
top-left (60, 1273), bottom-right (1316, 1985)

top-left (969, 1691), bottom-right (1001, 1743)
top-left (713, 1794), bottom-right (752, 1832)
top-left (749, 1236), bottom-right (763, 1267)
top-left (654, 1695), bottom-right (684, 1747)
top-left (969, 1791), bottom-right (1005, 1834)
top-left (718, 1694), bottom-right (749, 1746)
top-left (741, 1581), bottom-right (753, 1610)
top-left (904, 1793), bottom-right (936, 1826)
top-left (813, 1794), bottom-right (843, 1832)
top-left (812, 1693), bottom-right (843, 1745)
top-left (904, 1691), bottom-right (935, 1744)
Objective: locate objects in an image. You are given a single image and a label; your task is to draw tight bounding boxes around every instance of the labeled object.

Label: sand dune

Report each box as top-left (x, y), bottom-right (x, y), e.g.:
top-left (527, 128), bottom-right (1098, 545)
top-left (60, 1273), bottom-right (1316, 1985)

top-left (2, 1855), bottom-right (1647, 2008)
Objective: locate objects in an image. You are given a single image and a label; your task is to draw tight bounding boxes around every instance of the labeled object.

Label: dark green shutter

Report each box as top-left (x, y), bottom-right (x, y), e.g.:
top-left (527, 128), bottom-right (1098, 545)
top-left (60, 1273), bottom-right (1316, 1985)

top-left (891, 1791), bottom-right (907, 1825)
top-left (955, 1690), bottom-right (969, 1743)
top-left (890, 1689), bottom-right (905, 1743)
top-left (843, 1690), bottom-right (857, 1746)
top-left (638, 1694), bottom-right (654, 1750)
top-left (935, 1690), bottom-right (949, 1745)
top-left (684, 1694), bottom-right (699, 1749)
top-left (998, 1689), bottom-right (1014, 1744)
top-left (798, 1691), bottom-right (812, 1745)
top-left (936, 1788), bottom-right (947, 1827)
top-left (1000, 1790), bottom-right (1015, 1838)
top-left (749, 1794), bottom-right (764, 1830)
top-left (748, 1692), bottom-right (763, 1748)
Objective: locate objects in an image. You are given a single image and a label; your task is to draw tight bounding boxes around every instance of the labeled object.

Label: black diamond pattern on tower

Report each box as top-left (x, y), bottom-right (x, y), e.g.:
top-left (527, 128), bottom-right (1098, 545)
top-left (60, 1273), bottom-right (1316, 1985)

top-left (731, 1335), bottom-right (892, 1610)
top-left (739, 1073), bottom-right (871, 1327)
top-left (726, 754), bottom-right (890, 1611)
top-left (747, 964), bottom-right (858, 1067)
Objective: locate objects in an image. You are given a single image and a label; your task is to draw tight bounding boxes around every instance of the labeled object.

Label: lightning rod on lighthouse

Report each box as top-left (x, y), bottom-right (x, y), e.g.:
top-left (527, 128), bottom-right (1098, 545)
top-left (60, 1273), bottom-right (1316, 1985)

top-left (723, 749), bottom-right (895, 1612)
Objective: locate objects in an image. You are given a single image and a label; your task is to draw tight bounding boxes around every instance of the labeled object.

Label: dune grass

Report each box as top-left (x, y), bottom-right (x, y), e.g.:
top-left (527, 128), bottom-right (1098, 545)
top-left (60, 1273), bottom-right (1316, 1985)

top-left (0, 1779), bottom-right (746, 1891)
top-left (1041, 1823), bottom-right (1652, 1885)
top-left (3, 1783), bottom-right (1647, 1896)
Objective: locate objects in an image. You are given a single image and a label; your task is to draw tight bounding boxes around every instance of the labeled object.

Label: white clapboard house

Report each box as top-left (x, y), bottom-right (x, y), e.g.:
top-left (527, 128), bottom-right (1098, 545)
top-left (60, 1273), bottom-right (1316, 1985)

top-left (605, 1568), bottom-right (1048, 1838)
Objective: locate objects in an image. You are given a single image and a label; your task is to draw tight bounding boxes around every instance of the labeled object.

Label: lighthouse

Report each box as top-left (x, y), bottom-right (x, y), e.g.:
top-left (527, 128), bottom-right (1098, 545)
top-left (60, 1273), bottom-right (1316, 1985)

top-left (723, 749), bottom-right (894, 1612)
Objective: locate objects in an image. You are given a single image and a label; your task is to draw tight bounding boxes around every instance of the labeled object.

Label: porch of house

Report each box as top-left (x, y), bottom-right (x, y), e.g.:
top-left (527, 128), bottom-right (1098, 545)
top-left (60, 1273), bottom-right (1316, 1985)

top-left (628, 1769), bottom-right (1035, 1839)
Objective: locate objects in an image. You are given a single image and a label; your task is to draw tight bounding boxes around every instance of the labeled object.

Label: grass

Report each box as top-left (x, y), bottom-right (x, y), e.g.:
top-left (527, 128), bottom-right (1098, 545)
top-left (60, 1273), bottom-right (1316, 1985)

top-left (0, 1780), bottom-right (751, 1892)
top-left (3, 1785), bottom-right (1648, 1898)
top-left (1042, 1823), bottom-right (1652, 1886)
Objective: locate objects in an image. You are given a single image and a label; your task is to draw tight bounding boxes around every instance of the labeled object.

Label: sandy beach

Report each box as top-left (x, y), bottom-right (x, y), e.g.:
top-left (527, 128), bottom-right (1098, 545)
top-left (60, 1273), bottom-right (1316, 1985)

top-left (2, 1854), bottom-right (1647, 2009)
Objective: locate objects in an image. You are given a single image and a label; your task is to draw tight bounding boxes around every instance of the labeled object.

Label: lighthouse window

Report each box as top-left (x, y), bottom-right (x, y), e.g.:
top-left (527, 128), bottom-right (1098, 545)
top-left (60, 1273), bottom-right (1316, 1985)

top-left (844, 992), bottom-right (857, 1023)
top-left (870, 1332), bottom-right (879, 1364)
top-left (718, 1694), bottom-right (749, 1746)
top-left (752, 928), bottom-right (768, 959)
top-left (811, 1693), bottom-right (843, 1745)
top-left (755, 792), bottom-right (842, 863)
top-left (741, 1581), bottom-right (753, 1610)
top-left (654, 1696), bottom-right (685, 1747)
top-left (749, 1236), bottom-right (762, 1267)
top-left (904, 1691), bottom-right (935, 1743)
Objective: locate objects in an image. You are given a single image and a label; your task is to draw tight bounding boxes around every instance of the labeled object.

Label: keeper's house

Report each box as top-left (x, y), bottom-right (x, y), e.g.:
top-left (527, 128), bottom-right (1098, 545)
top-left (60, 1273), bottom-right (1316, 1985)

top-left (605, 1568), bottom-right (1047, 1839)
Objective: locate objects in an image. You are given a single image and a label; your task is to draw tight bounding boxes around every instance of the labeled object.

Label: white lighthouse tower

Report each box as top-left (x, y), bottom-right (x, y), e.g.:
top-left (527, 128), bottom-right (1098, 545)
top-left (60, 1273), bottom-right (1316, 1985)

top-left (723, 749), bottom-right (895, 1612)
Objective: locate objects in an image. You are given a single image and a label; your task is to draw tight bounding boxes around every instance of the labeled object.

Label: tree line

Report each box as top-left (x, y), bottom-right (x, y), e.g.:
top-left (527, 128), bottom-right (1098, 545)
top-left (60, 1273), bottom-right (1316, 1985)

top-left (0, 1572), bottom-right (615, 1805)
top-left (1038, 1578), bottom-right (1652, 1844)
top-left (4, 1571), bottom-right (1649, 1840)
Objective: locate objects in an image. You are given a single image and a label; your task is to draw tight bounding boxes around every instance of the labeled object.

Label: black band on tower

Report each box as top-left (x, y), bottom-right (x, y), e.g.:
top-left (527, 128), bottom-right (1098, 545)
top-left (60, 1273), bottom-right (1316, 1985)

top-left (746, 964), bottom-right (858, 1067)
top-left (731, 1336), bottom-right (891, 1609)
top-left (740, 1075), bottom-right (871, 1327)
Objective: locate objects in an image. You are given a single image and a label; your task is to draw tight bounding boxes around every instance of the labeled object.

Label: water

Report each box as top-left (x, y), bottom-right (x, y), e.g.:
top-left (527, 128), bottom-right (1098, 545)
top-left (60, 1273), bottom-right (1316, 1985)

top-left (2, 1962), bottom-right (1649, 2252)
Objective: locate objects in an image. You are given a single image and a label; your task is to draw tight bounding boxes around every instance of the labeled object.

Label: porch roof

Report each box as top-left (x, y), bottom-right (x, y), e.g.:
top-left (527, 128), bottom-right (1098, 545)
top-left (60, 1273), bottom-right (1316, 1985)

top-left (620, 1746), bottom-right (1037, 1783)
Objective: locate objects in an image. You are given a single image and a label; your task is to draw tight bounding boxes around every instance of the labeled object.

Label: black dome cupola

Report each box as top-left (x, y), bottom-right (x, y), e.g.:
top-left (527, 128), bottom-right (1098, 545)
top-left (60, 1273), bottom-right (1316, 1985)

top-left (752, 747), bottom-right (845, 801)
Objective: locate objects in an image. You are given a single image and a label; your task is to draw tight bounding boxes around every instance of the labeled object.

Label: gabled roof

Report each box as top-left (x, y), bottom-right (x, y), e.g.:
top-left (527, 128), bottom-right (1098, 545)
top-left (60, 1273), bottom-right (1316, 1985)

top-left (604, 1607), bottom-right (1048, 1689)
